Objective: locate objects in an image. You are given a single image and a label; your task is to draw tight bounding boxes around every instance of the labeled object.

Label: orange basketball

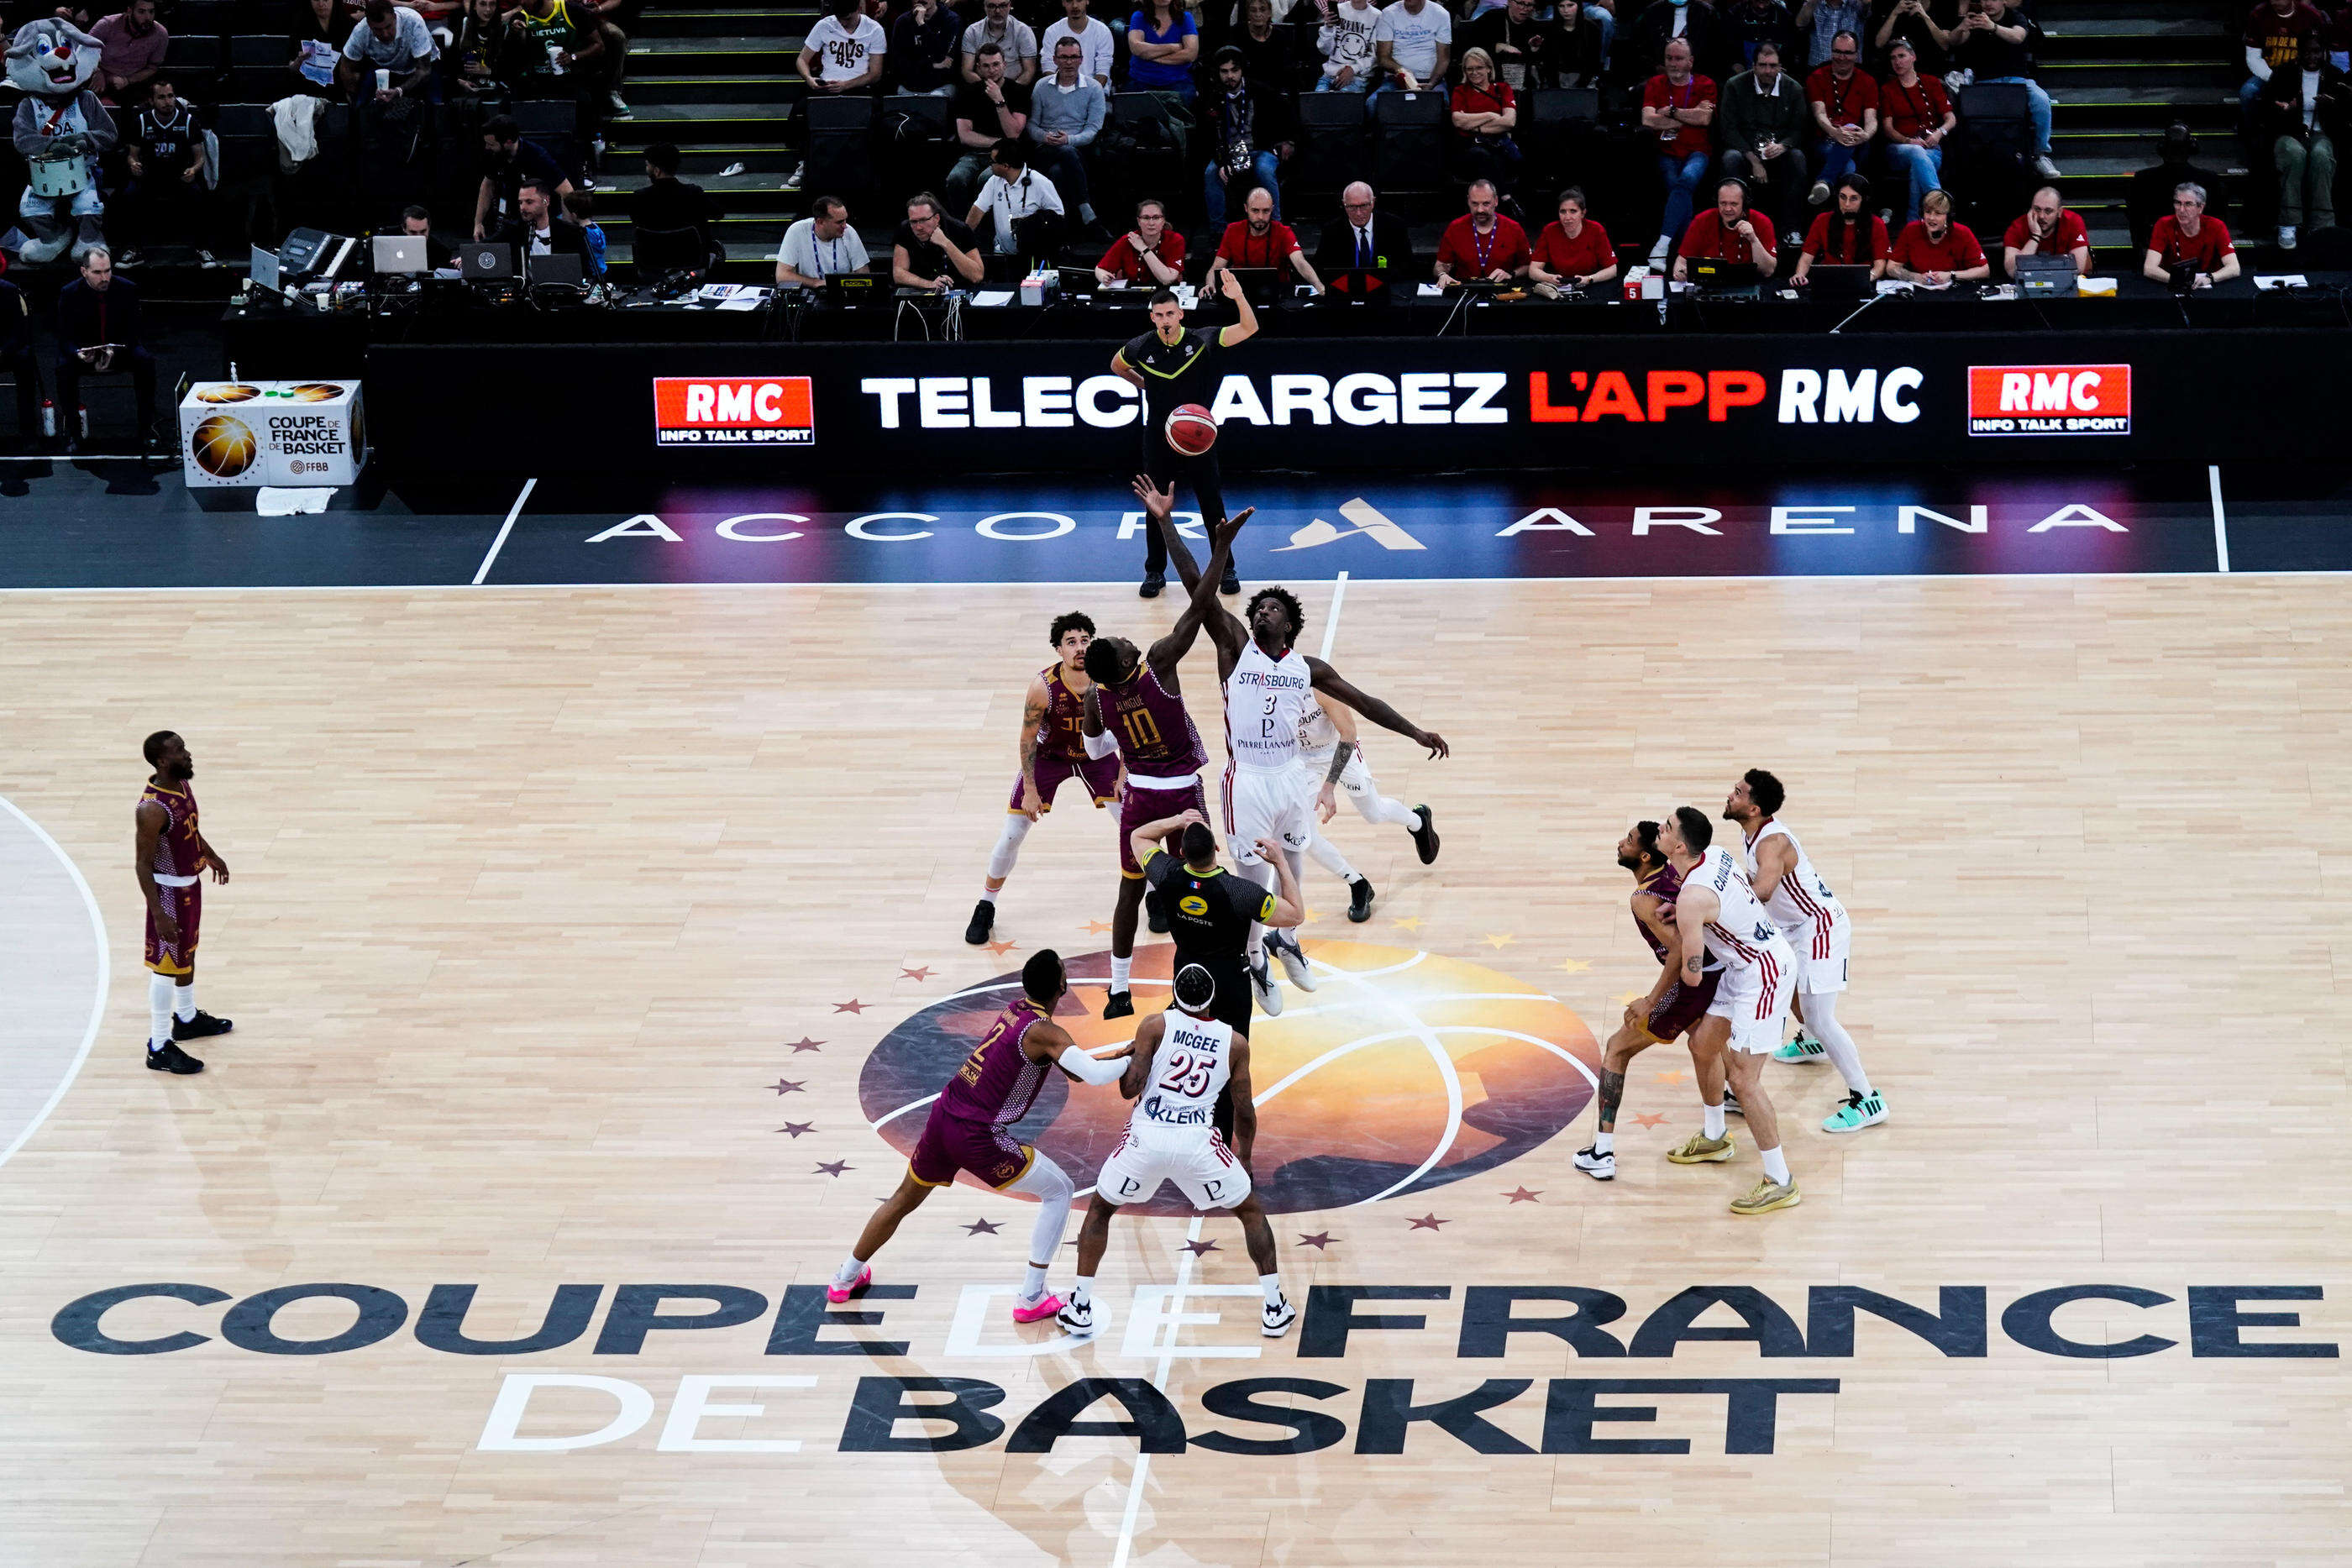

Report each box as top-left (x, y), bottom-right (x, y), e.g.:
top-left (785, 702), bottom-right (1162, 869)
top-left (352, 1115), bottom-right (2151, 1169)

top-left (190, 414), bottom-right (260, 479)
top-left (1164, 403), bottom-right (1218, 457)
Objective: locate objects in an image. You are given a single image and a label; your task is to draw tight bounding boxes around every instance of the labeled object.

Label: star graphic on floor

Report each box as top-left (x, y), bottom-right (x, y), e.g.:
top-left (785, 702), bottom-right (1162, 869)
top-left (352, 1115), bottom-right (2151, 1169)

top-left (1295, 1232), bottom-right (1336, 1250)
top-left (1632, 1113), bottom-right (1667, 1129)
top-left (1391, 916), bottom-right (1425, 931)
top-left (963, 1219), bottom-right (1003, 1236)
top-left (833, 999), bottom-right (869, 1014)
top-left (1408, 1214), bottom-right (1449, 1230)
top-left (786, 1037), bottom-right (824, 1052)
top-left (814, 1161), bottom-right (853, 1177)
top-left (1654, 1069), bottom-right (1688, 1083)
top-left (1502, 1187), bottom-right (1541, 1204)
top-left (985, 940), bottom-right (1017, 957)
top-left (1478, 933), bottom-right (1517, 949)
top-left (900, 967), bottom-right (933, 981)
top-left (771, 1079), bottom-right (806, 1095)
top-left (775, 1121), bottom-right (816, 1137)
top-left (1181, 1239), bottom-right (1221, 1256)
top-left (1084, 920), bottom-right (1112, 935)
top-left (1557, 957), bottom-right (1592, 973)
top-left (1613, 989), bottom-right (1646, 1005)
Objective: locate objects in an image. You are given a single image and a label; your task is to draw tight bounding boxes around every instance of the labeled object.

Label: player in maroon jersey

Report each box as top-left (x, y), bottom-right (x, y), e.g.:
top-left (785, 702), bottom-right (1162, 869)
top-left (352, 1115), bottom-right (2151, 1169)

top-left (1079, 499), bottom-right (1251, 1020)
top-left (134, 731), bottom-right (233, 1076)
top-left (827, 951), bottom-right (1134, 1324)
top-left (967, 612), bottom-right (1126, 946)
top-left (1572, 821), bottom-right (1725, 1181)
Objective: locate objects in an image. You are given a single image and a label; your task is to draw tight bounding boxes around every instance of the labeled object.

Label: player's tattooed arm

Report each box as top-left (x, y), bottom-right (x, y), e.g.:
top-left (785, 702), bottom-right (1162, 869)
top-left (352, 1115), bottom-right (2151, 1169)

top-left (133, 799), bottom-right (178, 941)
top-left (1120, 1015), bottom-right (1162, 1099)
top-left (1016, 677), bottom-right (1049, 819)
top-left (1674, 885), bottom-right (1717, 986)
top-left (1747, 836), bottom-right (1795, 905)
top-left (1323, 741), bottom-right (1355, 785)
top-left (1304, 656), bottom-right (1450, 758)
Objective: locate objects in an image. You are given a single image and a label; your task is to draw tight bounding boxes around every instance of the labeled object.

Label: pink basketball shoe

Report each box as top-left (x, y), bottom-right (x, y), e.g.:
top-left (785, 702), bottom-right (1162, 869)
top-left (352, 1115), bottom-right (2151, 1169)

top-left (1011, 1292), bottom-right (1065, 1324)
top-left (827, 1265), bottom-right (871, 1304)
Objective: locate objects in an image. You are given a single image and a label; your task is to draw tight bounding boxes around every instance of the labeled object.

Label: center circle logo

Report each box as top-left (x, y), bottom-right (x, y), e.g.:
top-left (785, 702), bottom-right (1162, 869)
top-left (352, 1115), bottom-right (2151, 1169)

top-left (858, 941), bottom-right (1599, 1215)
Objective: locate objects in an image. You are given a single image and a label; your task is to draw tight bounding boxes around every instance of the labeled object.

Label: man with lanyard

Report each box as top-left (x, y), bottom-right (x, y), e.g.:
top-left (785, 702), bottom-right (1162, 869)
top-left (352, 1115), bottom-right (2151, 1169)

top-left (1130, 809), bottom-right (1304, 1148)
top-left (1433, 177), bottom-right (1530, 286)
top-left (774, 194), bottom-right (869, 290)
top-left (1109, 272), bottom-right (1254, 599)
top-left (1804, 29), bottom-right (1877, 201)
top-left (1672, 176), bottom-right (1777, 280)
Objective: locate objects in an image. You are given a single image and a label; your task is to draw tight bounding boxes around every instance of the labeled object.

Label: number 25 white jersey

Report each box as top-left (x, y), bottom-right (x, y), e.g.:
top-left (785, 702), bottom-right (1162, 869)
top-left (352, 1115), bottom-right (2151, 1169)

top-left (1225, 638), bottom-right (1314, 773)
top-left (1133, 1009), bottom-right (1234, 1134)
top-left (1691, 844), bottom-right (1793, 974)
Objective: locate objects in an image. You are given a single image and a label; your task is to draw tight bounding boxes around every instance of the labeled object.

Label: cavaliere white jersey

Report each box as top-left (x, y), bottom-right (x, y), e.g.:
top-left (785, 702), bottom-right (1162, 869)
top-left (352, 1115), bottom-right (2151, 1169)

top-left (1225, 638), bottom-right (1315, 774)
top-left (1691, 844), bottom-right (1793, 973)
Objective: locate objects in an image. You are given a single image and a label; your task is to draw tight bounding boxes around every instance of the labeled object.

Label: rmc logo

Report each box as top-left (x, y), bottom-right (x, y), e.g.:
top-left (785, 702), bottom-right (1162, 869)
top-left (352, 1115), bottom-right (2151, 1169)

top-left (653, 377), bottom-right (816, 447)
top-left (1966, 364), bottom-right (2131, 437)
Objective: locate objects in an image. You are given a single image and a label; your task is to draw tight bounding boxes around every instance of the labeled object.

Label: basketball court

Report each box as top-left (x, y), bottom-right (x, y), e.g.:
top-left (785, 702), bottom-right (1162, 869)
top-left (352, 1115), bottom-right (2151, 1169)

top-left (3, 464), bottom-right (2349, 1566)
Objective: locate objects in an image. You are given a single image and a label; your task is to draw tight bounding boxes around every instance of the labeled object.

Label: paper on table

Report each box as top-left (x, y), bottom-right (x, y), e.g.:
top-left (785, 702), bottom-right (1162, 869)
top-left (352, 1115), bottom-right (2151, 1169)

top-left (2255, 274), bottom-right (2308, 290)
top-left (717, 292), bottom-right (767, 310)
top-left (973, 290), bottom-right (1017, 307)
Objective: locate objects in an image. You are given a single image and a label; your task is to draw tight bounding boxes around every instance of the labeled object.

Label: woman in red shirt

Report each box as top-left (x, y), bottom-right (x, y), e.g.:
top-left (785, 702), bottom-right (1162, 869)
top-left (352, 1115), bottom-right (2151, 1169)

top-left (1793, 172), bottom-right (1890, 282)
top-left (1888, 187), bottom-right (1989, 286)
top-left (1528, 186), bottom-right (1618, 296)
top-left (1876, 39), bottom-right (1953, 222)
top-left (1450, 48), bottom-right (1522, 196)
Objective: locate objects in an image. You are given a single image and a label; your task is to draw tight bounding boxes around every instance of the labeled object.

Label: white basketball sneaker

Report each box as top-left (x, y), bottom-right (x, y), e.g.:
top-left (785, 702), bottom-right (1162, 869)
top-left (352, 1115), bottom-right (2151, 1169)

top-left (1269, 932), bottom-right (1317, 992)
top-left (1262, 1294), bottom-right (1298, 1337)
top-left (1249, 954), bottom-right (1284, 1015)
top-left (1056, 1294), bottom-right (1098, 1339)
top-left (1572, 1143), bottom-right (1616, 1181)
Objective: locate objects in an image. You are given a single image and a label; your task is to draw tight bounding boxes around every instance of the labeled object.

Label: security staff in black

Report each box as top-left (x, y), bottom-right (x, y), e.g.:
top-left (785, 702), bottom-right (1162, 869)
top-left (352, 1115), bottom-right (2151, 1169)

top-left (1108, 271), bottom-right (1257, 600)
top-left (1133, 810), bottom-right (1304, 1143)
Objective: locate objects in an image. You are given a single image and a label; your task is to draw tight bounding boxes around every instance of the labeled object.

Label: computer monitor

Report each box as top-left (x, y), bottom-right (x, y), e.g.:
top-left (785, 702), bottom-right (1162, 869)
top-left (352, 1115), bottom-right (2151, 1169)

top-left (526, 250), bottom-right (584, 286)
top-left (1688, 257), bottom-right (1761, 287)
top-left (1224, 266), bottom-right (1284, 303)
top-left (2014, 253), bottom-right (2079, 294)
top-left (249, 244), bottom-right (281, 291)
top-left (824, 271), bottom-right (883, 303)
top-left (1805, 264), bottom-right (1873, 300)
top-left (372, 235), bottom-right (428, 275)
top-left (459, 241), bottom-right (516, 281)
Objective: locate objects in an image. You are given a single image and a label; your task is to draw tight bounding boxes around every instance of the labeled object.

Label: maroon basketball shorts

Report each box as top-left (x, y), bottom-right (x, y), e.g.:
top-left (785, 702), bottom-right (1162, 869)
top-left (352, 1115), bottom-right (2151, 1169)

top-left (1119, 773), bottom-right (1207, 877)
top-left (1007, 753), bottom-right (1122, 814)
top-left (909, 1103), bottom-right (1036, 1191)
top-left (1637, 968), bottom-right (1721, 1044)
top-left (144, 879), bottom-right (201, 976)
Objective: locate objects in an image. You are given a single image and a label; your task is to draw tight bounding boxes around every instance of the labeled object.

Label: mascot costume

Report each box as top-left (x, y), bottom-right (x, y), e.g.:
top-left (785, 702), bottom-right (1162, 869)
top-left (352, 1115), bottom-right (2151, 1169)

top-left (8, 18), bottom-right (115, 265)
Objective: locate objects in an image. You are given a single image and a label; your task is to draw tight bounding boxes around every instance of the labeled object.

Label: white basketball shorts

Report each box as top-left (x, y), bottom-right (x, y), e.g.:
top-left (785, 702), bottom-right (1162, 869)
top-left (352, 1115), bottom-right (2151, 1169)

top-left (1706, 946), bottom-right (1795, 1056)
top-left (1095, 1125), bottom-right (1253, 1210)
top-left (1779, 910), bottom-right (1851, 995)
top-left (1225, 762), bottom-right (1310, 866)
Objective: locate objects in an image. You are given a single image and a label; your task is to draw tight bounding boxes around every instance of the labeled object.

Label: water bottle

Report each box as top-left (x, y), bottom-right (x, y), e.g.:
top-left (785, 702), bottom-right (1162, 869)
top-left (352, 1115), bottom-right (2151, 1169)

top-left (39, 397), bottom-right (54, 438)
top-left (77, 403), bottom-right (89, 438)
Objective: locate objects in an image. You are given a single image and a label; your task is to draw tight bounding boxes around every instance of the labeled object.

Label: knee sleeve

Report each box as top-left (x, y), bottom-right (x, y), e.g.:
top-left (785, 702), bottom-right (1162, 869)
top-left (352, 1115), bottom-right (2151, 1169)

top-left (987, 811), bottom-right (1034, 880)
top-left (1011, 1152), bottom-right (1075, 1261)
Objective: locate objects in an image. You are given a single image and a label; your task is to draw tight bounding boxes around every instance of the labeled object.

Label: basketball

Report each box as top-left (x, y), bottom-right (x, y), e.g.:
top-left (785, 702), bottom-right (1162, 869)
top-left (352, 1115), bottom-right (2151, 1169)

top-left (189, 414), bottom-right (260, 480)
top-left (1164, 403), bottom-right (1218, 456)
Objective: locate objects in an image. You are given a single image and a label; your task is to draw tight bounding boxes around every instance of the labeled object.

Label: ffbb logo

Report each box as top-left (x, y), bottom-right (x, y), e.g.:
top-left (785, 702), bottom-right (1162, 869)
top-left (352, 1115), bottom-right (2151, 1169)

top-left (653, 377), bottom-right (815, 448)
top-left (1966, 364), bottom-right (2131, 436)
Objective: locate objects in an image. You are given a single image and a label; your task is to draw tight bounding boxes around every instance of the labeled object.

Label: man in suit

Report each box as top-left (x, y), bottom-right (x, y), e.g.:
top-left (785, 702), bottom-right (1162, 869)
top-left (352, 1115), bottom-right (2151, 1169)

top-left (493, 176), bottom-right (592, 264)
top-left (1310, 181), bottom-right (1416, 279)
top-left (55, 246), bottom-right (155, 451)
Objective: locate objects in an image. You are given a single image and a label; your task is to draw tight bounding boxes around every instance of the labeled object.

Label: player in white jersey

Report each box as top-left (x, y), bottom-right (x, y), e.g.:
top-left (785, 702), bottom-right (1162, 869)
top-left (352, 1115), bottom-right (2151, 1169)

top-left (1058, 962), bottom-right (1295, 1340)
top-left (1295, 690), bottom-right (1441, 923)
top-left (1657, 805), bottom-right (1802, 1214)
top-left (1137, 476), bottom-right (1452, 1017)
top-left (1725, 768), bottom-right (1887, 1134)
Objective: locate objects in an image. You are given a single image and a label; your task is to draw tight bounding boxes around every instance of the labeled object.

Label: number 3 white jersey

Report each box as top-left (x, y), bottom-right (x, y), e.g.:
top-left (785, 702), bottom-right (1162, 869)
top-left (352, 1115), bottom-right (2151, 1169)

top-left (1740, 818), bottom-right (1851, 993)
top-left (1096, 1009), bottom-right (1252, 1210)
top-left (1225, 638), bottom-right (1315, 774)
top-left (1690, 845), bottom-right (1793, 975)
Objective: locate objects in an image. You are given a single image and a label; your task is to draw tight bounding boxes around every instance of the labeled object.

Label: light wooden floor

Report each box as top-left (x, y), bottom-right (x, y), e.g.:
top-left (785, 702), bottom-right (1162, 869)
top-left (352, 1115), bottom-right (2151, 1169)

top-left (1, 576), bottom-right (2348, 1568)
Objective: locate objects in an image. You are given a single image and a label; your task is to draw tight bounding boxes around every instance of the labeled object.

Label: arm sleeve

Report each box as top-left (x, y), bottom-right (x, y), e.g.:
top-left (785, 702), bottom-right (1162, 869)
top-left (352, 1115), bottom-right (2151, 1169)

top-left (1058, 1044), bottom-right (1129, 1085)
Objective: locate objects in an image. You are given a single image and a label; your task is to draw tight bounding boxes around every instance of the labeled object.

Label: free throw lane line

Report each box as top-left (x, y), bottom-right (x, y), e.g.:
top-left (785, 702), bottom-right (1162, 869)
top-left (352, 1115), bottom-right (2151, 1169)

top-left (472, 476), bottom-right (538, 586)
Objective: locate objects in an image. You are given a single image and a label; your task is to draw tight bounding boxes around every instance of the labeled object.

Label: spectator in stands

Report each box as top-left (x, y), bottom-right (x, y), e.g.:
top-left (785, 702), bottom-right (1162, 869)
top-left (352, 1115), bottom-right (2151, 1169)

top-left (399, 202), bottom-right (456, 267)
top-left (1449, 48), bottom-right (1521, 192)
top-left (0, 256), bottom-right (38, 448)
top-left (585, 0), bottom-right (640, 115)
top-left (1722, 0), bottom-right (1793, 70)
top-left (1625, 0), bottom-right (1730, 86)
top-left (632, 140), bottom-right (718, 260)
top-left (1642, 36), bottom-right (1717, 260)
top-left (1434, 176), bottom-right (1530, 283)
top-left (1719, 39), bottom-right (1808, 239)
top-left (1371, 0), bottom-right (1451, 92)
top-left (1096, 196), bottom-right (1187, 284)
top-left (1029, 37), bottom-right (1105, 227)
top-left (55, 248), bottom-right (155, 452)
top-left (500, 176), bottom-right (591, 260)
top-left (1527, 184), bottom-right (1618, 293)
top-left (948, 43), bottom-right (1032, 207)
top-left (1201, 45), bottom-right (1291, 231)
top-left (1869, 0), bottom-right (1946, 76)
top-left (1888, 186), bottom-right (1987, 285)
top-left (2143, 181), bottom-right (2239, 286)
top-left (962, 0), bottom-right (1039, 83)
top-left (1791, 168), bottom-right (1886, 279)
top-left (1043, 0), bottom-right (1116, 87)
top-left (802, 0), bottom-right (890, 98)
top-left (474, 115), bottom-right (568, 239)
top-left (1316, 0), bottom-right (1382, 88)
top-left (1874, 37), bottom-right (1949, 221)
top-left (92, 0), bottom-right (165, 104)
top-left (895, 190), bottom-right (986, 286)
top-left (1128, 0), bottom-right (1201, 99)
top-left (2001, 183), bottom-right (2089, 275)
top-left (967, 137), bottom-right (1065, 254)
top-left (1231, 0), bottom-right (1299, 87)
top-left (1207, 184), bottom-right (1322, 291)
top-left (891, 0), bottom-right (963, 94)
top-left (1791, 0), bottom-right (1860, 68)
top-left (774, 194), bottom-right (869, 286)
top-left (2127, 123), bottom-right (2230, 250)
top-left (2332, 0), bottom-right (2352, 71)
top-left (505, 0), bottom-right (619, 116)
top-left (2244, 0), bottom-right (2328, 114)
top-left (1672, 173), bottom-right (1775, 276)
top-left (1460, 0), bottom-right (1572, 92)
top-left (1550, 0), bottom-right (1611, 87)
top-left (115, 77), bottom-right (214, 269)
top-left (340, 0), bottom-right (437, 107)
top-left (1804, 29), bottom-right (1874, 201)
top-left (294, 0), bottom-right (354, 100)
top-left (2257, 45), bottom-right (2340, 248)
top-left (1312, 180), bottom-right (1415, 273)
top-left (563, 190), bottom-right (606, 275)
top-left (1948, 0), bottom-right (2056, 180)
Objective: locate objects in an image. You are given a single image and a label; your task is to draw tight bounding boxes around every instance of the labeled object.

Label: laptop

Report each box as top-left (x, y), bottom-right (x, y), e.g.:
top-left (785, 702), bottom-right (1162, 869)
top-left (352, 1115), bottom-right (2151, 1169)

top-left (1806, 263), bottom-right (1874, 300)
top-left (1056, 265), bottom-right (1100, 298)
top-left (459, 241), bottom-right (516, 281)
top-left (526, 251), bottom-right (585, 286)
top-left (1688, 257), bottom-right (1761, 288)
top-left (249, 244), bottom-right (281, 291)
top-left (823, 271), bottom-right (883, 303)
top-left (2014, 253), bottom-right (2079, 294)
top-left (372, 234), bottom-right (428, 275)
top-left (1224, 266), bottom-right (1286, 304)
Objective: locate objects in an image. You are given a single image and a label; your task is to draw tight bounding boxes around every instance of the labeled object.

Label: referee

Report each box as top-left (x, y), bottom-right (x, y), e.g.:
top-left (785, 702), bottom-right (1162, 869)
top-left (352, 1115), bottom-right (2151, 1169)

top-left (1108, 270), bottom-right (1254, 600)
top-left (1130, 807), bottom-right (1303, 1146)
